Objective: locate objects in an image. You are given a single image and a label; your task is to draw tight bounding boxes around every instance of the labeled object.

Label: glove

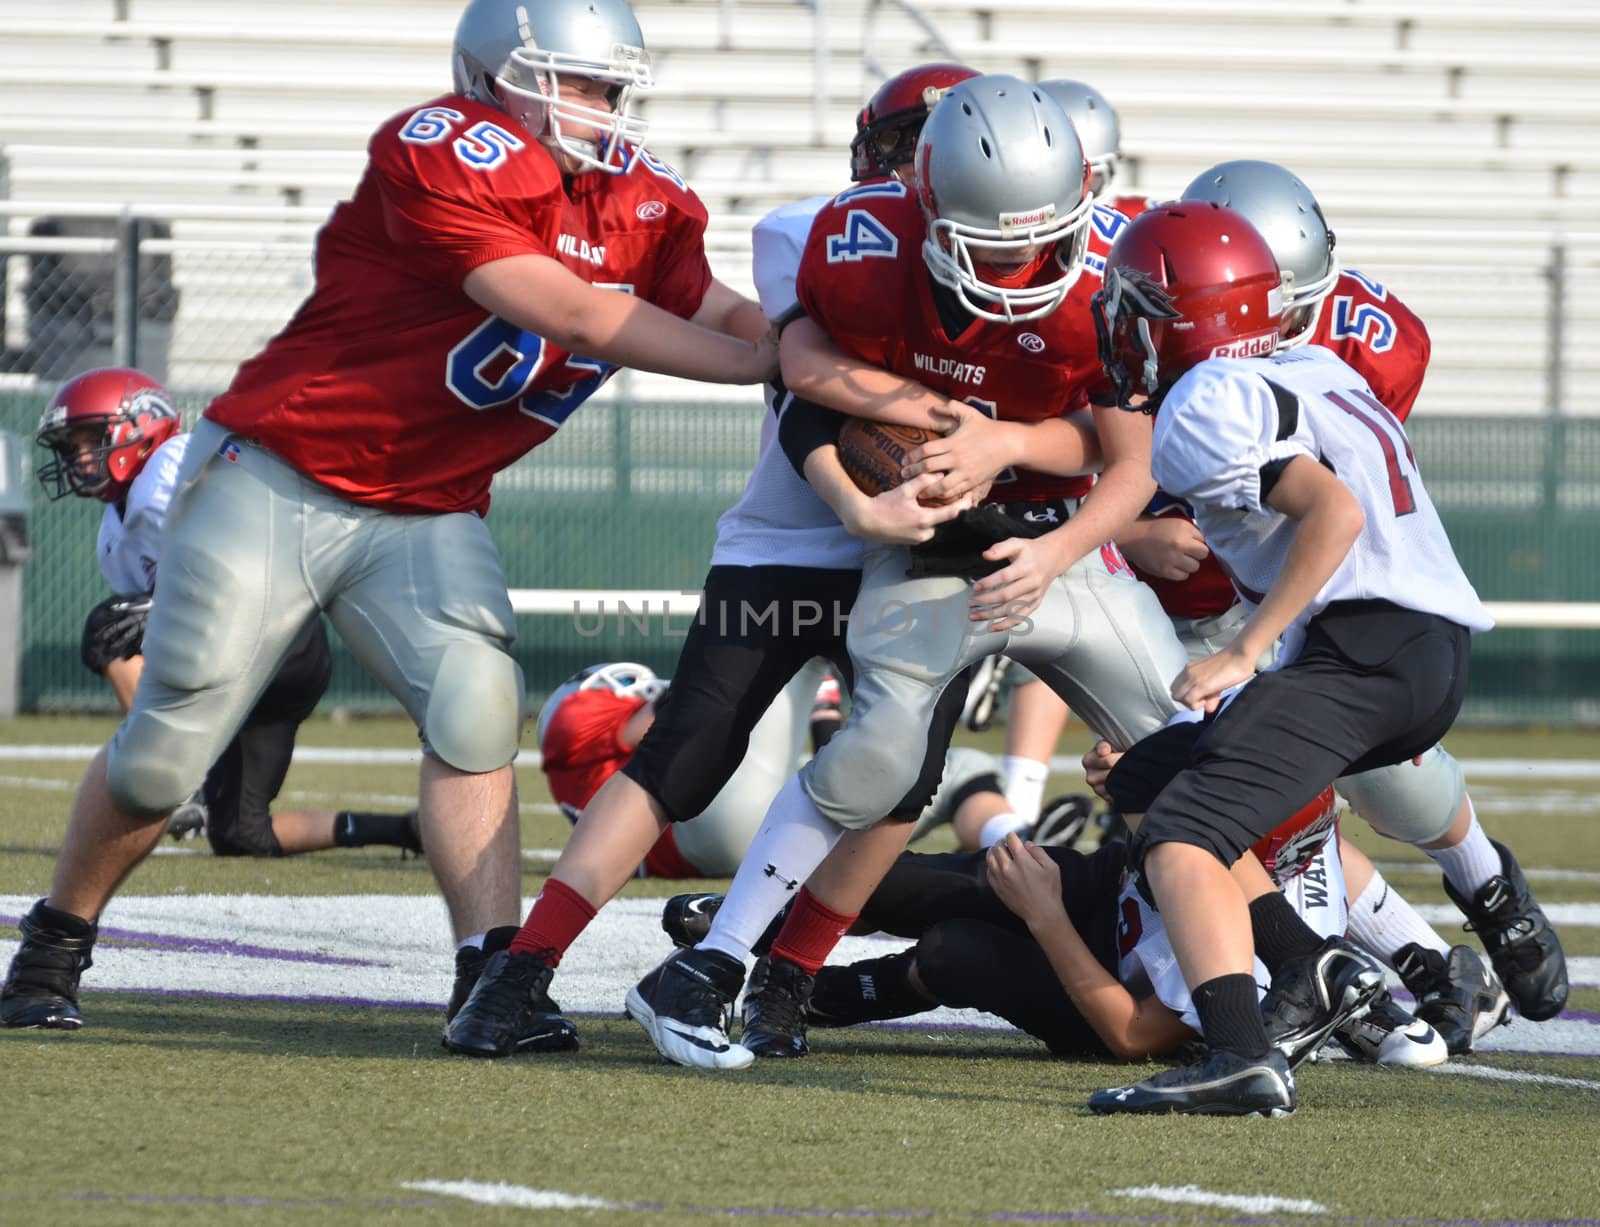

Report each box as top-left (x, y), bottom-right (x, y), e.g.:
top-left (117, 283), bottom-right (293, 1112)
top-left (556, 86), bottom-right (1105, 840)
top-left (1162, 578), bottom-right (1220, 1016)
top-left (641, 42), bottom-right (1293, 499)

top-left (81, 593), bottom-right (153, 674)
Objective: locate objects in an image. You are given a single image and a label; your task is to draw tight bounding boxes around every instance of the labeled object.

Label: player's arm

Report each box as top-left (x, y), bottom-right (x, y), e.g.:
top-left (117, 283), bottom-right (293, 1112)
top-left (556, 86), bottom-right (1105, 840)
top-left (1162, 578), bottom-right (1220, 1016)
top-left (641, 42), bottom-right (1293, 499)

top-left (464, 255), bottom-right (776, 385)
top-left (803, 445), bottom-right (967, 545)
top-left (987, 835), bottom-right (1193, 1060)
top-left (691, 278), bottom-right (772, 345)
top-left (968, 405), bottom-right (1156, 631)
top-left (1115, 513), bottom-right (1209, 581)
top-left (901, 405), bottom-right (1101, 503)
top-left (779, 316), bottom-right (964, 429)
top-left (1171, 455), bottom-right (1364, 711)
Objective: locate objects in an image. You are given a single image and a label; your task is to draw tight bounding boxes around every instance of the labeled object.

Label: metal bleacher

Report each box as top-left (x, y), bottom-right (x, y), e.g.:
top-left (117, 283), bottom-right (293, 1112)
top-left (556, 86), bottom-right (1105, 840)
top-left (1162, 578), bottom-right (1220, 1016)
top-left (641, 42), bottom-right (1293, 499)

top-left (0, 0), bottom-right (1597, 413)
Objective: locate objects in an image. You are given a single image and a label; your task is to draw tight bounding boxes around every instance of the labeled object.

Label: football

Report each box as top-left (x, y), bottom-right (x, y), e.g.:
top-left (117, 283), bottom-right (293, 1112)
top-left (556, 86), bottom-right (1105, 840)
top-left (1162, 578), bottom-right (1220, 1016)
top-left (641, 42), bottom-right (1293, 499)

top-left (836, 418), bottom-right (936, 497)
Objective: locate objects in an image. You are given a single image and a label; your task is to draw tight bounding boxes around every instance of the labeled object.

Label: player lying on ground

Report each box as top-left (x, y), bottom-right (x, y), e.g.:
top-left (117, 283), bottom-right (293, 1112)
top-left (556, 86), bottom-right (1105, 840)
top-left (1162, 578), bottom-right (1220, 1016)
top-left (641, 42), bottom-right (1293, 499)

top-left (33, 367), bottom-right (420, 859)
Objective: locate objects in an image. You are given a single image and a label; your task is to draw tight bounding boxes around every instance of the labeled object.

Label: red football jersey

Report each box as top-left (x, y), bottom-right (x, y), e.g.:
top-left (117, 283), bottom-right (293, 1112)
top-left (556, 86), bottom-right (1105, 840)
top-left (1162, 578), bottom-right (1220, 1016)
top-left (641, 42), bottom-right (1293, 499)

top-left (540, 687), bottom-right (649, 813)
top-left (795, 179), bottom-right (1105, 503)
top-left (1133, 268), bottom-right (1431, 619)
top-left (1308, 268), bottom-right (1431, 422)
top-left (207, 96), bottom-right (713, 516)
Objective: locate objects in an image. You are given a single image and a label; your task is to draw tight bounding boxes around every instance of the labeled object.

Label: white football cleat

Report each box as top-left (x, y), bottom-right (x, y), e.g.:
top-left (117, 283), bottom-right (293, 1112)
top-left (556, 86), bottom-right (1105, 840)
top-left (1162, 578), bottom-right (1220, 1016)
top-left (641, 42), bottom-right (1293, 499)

top-left (625, 948), bottom-right (755, 1071)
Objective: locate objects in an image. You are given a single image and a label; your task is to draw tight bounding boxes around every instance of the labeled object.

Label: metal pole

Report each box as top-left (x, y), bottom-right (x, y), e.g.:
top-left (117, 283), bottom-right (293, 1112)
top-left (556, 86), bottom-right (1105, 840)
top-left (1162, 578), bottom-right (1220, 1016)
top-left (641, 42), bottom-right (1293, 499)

top-left (1547, 242), bottom-right (1566, 418)
top-left (813, 0), bottom-right (828, 145)
top-left (113, 209), bottom-right (139, 369)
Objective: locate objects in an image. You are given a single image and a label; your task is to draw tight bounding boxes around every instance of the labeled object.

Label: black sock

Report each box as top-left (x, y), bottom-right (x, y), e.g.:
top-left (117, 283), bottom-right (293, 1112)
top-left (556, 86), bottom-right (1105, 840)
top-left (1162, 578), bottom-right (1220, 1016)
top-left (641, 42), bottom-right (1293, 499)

top-left (1248, 890), bottom-right (1325, 976)
top-left (1192, 972), bottom-right (1271, 1059)
top-left (811, 950), bottom-right (932, 1026)
top-left (333, 810), bottom-right (420, 852)
top-left (31, 899), bottom-right (97, 937)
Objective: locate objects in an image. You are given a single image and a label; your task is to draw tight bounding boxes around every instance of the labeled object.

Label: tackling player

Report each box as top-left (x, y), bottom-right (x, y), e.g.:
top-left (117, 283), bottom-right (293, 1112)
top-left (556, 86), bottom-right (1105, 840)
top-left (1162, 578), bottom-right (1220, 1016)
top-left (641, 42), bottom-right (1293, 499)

top-left (1083, 202), bottom-right (1560, 1116)
top-left (1, 0), bottom-right (778, 1033)
top-left (30, 367), bottom-right (422, 860)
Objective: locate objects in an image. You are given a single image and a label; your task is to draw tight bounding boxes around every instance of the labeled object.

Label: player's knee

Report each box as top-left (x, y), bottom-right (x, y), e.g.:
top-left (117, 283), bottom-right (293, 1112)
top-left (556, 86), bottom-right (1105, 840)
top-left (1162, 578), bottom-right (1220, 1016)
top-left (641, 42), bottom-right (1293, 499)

top-left (1336, 746), bottom-right (1464, 845)
top-left (106, 713), bottom-right (210, 818)
top-left (914, 921), bottom-right (982, 1008)
top-left (805, 741), bottom-right (918, 831)
top-left (206, 818), bottom-right (282, 858)
top-left (422, 641), bottom-right (525, 773)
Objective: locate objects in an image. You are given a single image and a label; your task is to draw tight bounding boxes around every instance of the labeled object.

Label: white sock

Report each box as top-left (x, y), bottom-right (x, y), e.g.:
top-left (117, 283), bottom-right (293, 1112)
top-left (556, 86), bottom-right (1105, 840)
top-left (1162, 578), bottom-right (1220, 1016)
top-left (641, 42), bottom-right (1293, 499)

top-left (458, 932), bottom-right (487, 951)
top-left (1346, 868), bottom-right (1450, 968)
top-left (698, 775), bottom-right (842, 965)
top-left (1424, 801), bottom-right (1502, 900)
top-left (1001, 756), bottom-right (1050, 825)
top-left (978, 812), bottom-right (1032, 849)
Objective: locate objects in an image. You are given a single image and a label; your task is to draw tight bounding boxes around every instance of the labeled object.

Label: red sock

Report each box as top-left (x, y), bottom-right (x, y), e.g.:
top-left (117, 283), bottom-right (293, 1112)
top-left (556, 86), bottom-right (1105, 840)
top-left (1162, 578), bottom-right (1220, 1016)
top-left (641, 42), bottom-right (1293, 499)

top-left (769, 886), bottom-right (857, 975)
top-left (508, 878), bottom-right (597, 965)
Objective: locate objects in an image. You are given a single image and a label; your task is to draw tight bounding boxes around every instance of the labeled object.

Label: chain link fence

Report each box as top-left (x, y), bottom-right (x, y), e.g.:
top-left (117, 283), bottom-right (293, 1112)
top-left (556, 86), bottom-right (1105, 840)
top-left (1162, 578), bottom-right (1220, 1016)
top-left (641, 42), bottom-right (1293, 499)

top-left (2, 206), bottom-right (1598, 722)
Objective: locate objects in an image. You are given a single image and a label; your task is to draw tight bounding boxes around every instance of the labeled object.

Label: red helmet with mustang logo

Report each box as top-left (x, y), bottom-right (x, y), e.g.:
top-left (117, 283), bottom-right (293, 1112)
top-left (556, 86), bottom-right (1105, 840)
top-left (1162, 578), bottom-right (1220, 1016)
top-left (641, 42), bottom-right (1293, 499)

top-left (850, 62), bottom-right (979, 182)
top-left (1092, 202), bottom-right (1285, 410)
top-left (34, 366), bottom-right (180, 502)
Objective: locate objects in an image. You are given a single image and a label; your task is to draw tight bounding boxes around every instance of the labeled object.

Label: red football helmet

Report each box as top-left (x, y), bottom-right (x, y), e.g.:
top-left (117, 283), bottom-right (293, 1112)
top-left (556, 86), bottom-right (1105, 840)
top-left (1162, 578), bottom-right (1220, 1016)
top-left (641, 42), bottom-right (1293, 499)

top-left (850, 62), bottom-right (978, 181)
top-left (1092, 202), bottom-right (1285, 410)
top-left (35, 367), bottom-right (180, 502)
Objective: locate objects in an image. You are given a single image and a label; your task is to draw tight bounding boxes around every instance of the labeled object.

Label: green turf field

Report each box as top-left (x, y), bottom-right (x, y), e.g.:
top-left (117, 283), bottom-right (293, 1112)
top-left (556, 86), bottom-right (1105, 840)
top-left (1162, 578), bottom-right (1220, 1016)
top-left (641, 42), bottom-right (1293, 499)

top-left (3, 714), bottom-right (1599, 1225)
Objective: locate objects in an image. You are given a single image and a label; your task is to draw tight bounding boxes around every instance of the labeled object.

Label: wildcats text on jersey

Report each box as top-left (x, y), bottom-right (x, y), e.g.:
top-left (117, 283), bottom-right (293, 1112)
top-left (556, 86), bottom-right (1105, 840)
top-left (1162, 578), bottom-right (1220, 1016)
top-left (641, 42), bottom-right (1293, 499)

top-left (558, 234), bottom-right (608, 265)
top-left (912, 354), bottom-right (987, 385)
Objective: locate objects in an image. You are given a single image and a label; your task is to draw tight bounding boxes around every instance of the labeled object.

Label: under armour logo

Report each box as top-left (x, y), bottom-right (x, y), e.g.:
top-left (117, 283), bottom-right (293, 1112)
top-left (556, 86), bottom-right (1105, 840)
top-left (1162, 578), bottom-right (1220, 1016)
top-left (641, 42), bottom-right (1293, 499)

top-left (763, 864), bottom-right (800, 891)
top-left (1113, 1087), bottom-right (1134, 1101)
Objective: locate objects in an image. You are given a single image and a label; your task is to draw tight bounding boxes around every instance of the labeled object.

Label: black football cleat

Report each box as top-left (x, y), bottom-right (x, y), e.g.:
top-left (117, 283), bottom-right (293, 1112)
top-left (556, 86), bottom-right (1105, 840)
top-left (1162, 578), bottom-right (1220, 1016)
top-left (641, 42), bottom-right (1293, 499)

top-left (1443, 839), bottom-right (1568, 1021)
top-left (441, 949), bottom-right (578, 1058)
top-left (1, 900), bottom-right (97, 1030)
top-left (1395, 942), bottom-right (1511, 1054)
top-left (625, 947), bottom-right (753, 1070)
top-left (443, 926), bottom-right (519, 1024)
top-left (661, 893), bottom-right (723, 950)
top-left (740, 955), bottom-right (814, 1059)
top-left (166, 791), bottom-right (208, 841)
top-left (1261, 936), bottom-right (1385, 1069)
top-left (1032, 795), bottom-right (1096, 849)
top-left (1090, 1049), bottom-right (1295, 1117)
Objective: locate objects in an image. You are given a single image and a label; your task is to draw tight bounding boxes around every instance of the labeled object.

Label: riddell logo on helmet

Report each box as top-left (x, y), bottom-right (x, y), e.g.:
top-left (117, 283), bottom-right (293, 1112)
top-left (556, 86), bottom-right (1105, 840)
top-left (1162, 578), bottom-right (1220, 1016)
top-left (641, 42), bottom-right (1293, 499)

top-left (999, 205), bottom-right (1056, 234)
top-left (1210, 332), bottom-right (1277, 360)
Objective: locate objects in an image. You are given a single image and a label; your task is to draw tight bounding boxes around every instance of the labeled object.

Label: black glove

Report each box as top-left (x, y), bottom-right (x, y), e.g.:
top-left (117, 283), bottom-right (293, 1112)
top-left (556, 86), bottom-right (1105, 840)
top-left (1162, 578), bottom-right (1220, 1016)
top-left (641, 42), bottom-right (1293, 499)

top-left (81, 593), bottom-right (153, 674)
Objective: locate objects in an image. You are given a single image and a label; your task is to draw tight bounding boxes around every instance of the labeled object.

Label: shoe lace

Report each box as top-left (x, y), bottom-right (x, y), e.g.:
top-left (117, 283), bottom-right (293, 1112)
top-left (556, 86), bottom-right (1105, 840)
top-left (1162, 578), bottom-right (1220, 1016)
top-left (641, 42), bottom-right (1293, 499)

top-left (750, 961), bottom-right (814, 1035)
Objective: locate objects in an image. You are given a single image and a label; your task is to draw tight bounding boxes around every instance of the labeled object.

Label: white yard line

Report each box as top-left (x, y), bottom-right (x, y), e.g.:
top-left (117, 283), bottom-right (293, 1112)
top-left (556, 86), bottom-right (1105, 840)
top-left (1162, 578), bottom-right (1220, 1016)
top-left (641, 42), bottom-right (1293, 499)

top-left (1430, 1064), bottom-right (1600, 1093)
top-left (1110, 1185), bottom-right (1328, 1215)
top-left (401, 1181), bottom-right (620, 1210)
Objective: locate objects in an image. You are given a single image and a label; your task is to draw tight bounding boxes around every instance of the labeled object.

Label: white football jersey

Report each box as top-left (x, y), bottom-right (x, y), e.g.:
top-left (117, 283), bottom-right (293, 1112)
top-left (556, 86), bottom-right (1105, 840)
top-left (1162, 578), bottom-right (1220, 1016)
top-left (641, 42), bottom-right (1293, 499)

top-left (95, 433), bottom-right (191, 595)
top-left (1151, 345), bottom-right (1490, 664)
top-left (1116, 831), bottom-right (1349, 1031)
top-left (712, 196), bottom-right (863, 572)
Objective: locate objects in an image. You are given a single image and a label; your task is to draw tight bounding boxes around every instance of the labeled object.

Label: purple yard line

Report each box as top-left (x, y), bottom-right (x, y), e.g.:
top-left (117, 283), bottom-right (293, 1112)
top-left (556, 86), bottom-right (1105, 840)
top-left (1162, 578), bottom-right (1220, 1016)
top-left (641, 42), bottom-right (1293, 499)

top-left (44, 1193), bottom-right (1600, 1227)
top-left (0, 912), bottom-right (382, 968)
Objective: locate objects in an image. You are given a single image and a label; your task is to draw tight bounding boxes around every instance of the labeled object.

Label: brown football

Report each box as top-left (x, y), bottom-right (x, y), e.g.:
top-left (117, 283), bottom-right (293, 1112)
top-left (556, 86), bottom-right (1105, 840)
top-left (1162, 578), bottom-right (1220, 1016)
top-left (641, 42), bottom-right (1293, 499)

top-left (837, 418), bottom-right (936, 497)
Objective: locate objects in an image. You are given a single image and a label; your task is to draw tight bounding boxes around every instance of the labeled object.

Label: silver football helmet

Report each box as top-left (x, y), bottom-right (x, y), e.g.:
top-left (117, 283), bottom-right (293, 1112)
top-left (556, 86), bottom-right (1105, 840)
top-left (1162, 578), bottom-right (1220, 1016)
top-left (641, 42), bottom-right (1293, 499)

top-left (1037, 79), bottom-right (1121, 200)
top-left (1180, 160), bottom-right (1339, 347)
top-left (915, 74), bottom-right (1093, 323)
top-left (452, 0), bottom-right (653, 174)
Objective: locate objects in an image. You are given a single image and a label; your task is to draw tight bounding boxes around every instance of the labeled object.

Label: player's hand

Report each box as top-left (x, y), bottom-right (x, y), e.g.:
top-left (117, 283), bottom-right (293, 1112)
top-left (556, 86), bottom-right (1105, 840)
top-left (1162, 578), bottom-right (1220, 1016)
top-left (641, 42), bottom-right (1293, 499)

top-left (846, 472), bottom-right (971, 545)
top-left (967, 534), bottom-right (1070, 632)
top-left (1117, 516), bottom-right (1209, 581)
top-left (901, 402), bottom-right (1015, 502)
top-left (1170, 643), bottom-right (1258, 713)
top-left (1081, 739), bottom-right (1123, 803)
top-left (986, 833), bottom-right (1065, 930)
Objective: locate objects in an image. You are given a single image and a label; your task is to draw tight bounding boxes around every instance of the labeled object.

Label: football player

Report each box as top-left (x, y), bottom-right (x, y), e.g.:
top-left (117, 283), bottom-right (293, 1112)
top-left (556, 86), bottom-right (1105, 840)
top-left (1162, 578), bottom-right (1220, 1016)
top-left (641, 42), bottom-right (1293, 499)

top-left (1082, 202), bottom-right (1560, 1116)
top-left (443, 62), bottom-right (986, 1060)
top-left (30, 367), bottom-right (421, 860)
top-left (1110, 161), bottom-right (1558, 1047)
top-left (622, 76), bottom-right (1198, 1071)
top-left (1, 0), bottom-right (779, 1033)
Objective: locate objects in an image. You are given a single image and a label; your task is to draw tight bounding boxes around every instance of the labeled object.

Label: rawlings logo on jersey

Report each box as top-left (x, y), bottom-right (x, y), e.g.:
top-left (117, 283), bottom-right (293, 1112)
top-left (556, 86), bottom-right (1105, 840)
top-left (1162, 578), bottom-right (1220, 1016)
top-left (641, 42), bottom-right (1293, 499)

top-left (1018, 332), bottom-right (1046, 353)
top-left (912, 354), bottom-right (986, 385)
top-left (1209, 332), bottom-right (1277, 360)
top-left (557, 234), bottom-right (607, 266)
top-left (635, 200), bottom-right (667, 221)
